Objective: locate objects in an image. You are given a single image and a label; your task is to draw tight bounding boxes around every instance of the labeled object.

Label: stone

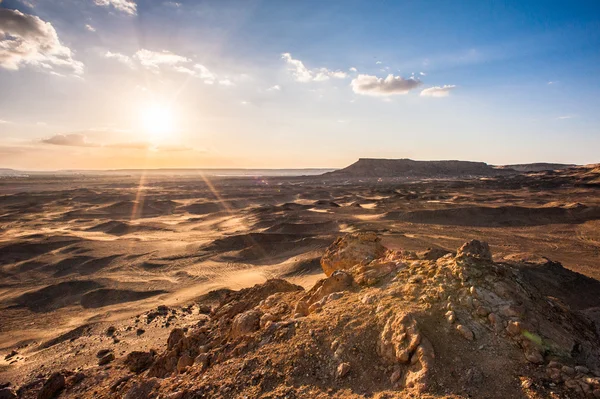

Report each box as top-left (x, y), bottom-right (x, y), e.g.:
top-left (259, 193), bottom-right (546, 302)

top-left (177, 353), bottom-right (194, 373)
top-left (456, 240), bottom-right (492, 261)
top-left (361, 293), bottom-right (377, 304)
top-left (445, 310), bottom-right (456, 324)
top-left (124, 351), bottom-right (156, 373)
top-left (320, 233), bottom-right (387, 276)
top-left (506, 321), bottom-right (522, 336)
top-left (562, 366), bottom-right (576, 376)
top-left (124, 378), bottom-right (159, 399)
top-left (524, 347), bottom-right (544, 364)
top-left (98, 352), bottom-right (115, 366)
top-left (230, 310), bottom-right (261, 338)
top-left (293, 301), bottom-right (309, 317)
top-left (305, 271), bottom-right (354, 305)
top-left (167, 328), bottom-right (185, 350)
top-left (260, 313), bottom-right (276, 328)
top-left (456, 324), bottom-right (474, 341)
top-left (337, 362), bottom-right (351, 378)
top-left (37, 372), bottom-right (65, 399)
top-left (106, 326), bottom-right (116, 336)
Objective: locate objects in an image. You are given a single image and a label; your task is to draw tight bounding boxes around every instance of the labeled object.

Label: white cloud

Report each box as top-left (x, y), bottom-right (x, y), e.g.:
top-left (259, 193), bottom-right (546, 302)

top-left (267, 85), bottom-right (281, 91)
top-left (420, 85), bottom-right (456, 97)
top-left (557, 115), bottom-right (576, 120)
top-left (135, 49), bottom-right (190, 71)
top-left (85, 24), bottom-right (96, 32)
top-left (194, 64), bottom-right (215, 81)
top-left (41, 133), bottom-right (98, 147)
top-left (351, 74), bottom-right (422, 96)
top-left (0, 9), bottom-right (84, 74)
top-left (164, 1), bottom-right (182, 7)
top-left (94, 0), bottom-right (137, 16)
top-left (281, 53), bottom-right (347, 83)
top-left (547, 81), bottom-right (557, 85)
top-left (349, 67), bottom-right (357, 72)
top-left (105, 51), bottom-right (134, 68)
top-left (218, 79), bottom-right (233, 86)
top-left (375, 61), bottom-right (382, 65)
top-left (419, 71), bottom-right (426, 76)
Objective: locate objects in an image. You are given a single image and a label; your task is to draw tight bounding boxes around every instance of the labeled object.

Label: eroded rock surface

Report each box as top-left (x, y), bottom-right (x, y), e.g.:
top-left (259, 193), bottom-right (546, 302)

top-left (10, 234), bottom-right (600, 399)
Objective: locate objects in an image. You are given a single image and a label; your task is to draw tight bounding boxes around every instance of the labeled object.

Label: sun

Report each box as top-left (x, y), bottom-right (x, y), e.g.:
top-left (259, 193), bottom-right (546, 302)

top-left (139, 104), bottom-right (174, 141)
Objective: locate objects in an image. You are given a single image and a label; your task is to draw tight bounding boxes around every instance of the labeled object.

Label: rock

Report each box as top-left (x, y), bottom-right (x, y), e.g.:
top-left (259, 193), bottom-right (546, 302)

top-left (96, 349), bottom-right (111, 358)
top-left (320, 233), bottom-right (387, 276)
top-left (456, 240), bottom-right (492, 261)
top-left (418, 248), bottom-right (451, 261)
top-left (195, 353), bottom-right (209, 371)
top-left (445, 310), bottom-right (456, 324)
top-left (230, 310), bottom-right (261, 338)
top-left (379, 313), bottom-right (422, 364)
top-left (177, 353), bottom-right (194, 373)
top-left (66, 372), bottom-right (85, 386)
top-left (260, 313), bottom-right (276, 328)
top-left (506, 321), bottom-right (521, 336)
top-left (4, 351), bottom-right (17, 360)
top-left (524, 347), bottom-right (544, 364)
top-left (0, 388), bottom-right (16, 399)
top-left (562, 366), bottom-right (576, 376)
top-left (293, 301), bottom-right (309, 317)
top-left (308, 302), bottom-right (322, 314)
top-left (456, 324), bottom-right (474, 341)
top-left (576, 366), bottom-right (590, 374)
top-left (106, 326), bottom-right (116, 336)
top-left (136, 328), bottom-right (145, 336)
top-left (337, 362), bottom-right (351, 378)
top-left (98, 352), bottom-right (115, 366)
top-left (305, 270), bottom-right (354, 305)
top-left (390, 369), bottom-right (402, 385)
top-left (361, 293), bottom-right (377, 304)
top-left (37, 372), bottom-right (65, 399)
top-left (124, 378), bottom-right (159, 399)
top-left (124, 351), bottom-right (156, 373)
top-left (167, 328), bottom-right (185, 350)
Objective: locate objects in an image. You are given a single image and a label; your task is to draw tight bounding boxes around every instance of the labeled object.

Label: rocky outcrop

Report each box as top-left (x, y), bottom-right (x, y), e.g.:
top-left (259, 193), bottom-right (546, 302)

top-left (12, 234), bottom-right (600, 399)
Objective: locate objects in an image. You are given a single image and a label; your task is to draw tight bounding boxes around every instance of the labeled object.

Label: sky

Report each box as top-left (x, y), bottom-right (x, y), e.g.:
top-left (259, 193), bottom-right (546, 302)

top-left (0, 0), bottom-right (599, 170)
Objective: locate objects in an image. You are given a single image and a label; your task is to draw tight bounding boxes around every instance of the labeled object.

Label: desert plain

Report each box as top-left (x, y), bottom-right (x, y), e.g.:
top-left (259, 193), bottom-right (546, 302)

top-left (1, 162), bottom-right (600, 398)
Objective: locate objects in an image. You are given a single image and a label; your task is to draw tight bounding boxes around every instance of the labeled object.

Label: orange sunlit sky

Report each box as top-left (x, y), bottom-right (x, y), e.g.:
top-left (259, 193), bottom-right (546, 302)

top-left (1, 0), bottom-right (599, 170)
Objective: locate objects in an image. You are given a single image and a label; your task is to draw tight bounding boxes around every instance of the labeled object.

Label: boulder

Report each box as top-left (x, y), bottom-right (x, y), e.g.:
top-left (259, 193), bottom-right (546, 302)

top-left (124, 351), bottom-right (156, 373)
top-left (321, 233), bottom-right (387, 276)
top-left (37, 372), bottom-right (65, 399)
top-left (456, 240), bottom-right (492, 261)
top-left (230, 309), bottom-right (261, 338)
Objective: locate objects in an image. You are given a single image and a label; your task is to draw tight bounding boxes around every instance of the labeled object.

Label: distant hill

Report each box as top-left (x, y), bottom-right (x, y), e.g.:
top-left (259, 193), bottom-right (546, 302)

top-left (323, 158), bottom-right (508, 178)
top-left (499, 163), bottom-right (575, 172)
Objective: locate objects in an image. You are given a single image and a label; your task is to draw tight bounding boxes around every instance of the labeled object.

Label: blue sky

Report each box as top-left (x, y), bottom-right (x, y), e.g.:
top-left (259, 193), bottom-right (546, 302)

top-left (0, 0), bottom-right (599, 169)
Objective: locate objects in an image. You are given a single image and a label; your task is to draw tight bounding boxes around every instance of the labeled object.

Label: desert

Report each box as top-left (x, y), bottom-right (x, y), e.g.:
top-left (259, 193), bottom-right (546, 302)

top-left (1, 161), bottom-right (600, 398)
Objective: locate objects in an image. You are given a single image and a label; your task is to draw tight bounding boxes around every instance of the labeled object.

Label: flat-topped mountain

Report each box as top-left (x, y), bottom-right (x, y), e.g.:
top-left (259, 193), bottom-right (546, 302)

top-left (323, 158), bottom-right (507, 178)
top-left (499, 163), bottom-right (576, 172)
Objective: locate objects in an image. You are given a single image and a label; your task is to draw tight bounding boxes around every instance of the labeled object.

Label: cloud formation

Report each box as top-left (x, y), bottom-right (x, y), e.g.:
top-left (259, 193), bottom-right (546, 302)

top-left (135, 49), bottom-right (190, 71)
top-left (104, 51), bottom-right (134, 68)
top-left (42, 133), bottom-right (97, 147)
top-left (94, 0), bottom-right (137, 16)
top-left (351, 74), bottom-right (421, 96)
top-left (420, 85), bottom-right (456, 97)
top-left (0, 9), bottom-right (83, 74)
top-left (281, 53), bottom-right (347, 82)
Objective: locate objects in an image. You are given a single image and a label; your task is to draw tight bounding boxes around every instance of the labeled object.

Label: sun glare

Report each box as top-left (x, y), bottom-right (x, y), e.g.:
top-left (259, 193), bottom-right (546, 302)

top-left (140, 104), bottom-right (174, 141)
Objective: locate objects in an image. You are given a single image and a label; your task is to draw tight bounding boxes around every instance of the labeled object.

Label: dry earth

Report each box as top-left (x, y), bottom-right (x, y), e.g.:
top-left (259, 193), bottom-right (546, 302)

top-left (1, 165), bottom-right (600, 398)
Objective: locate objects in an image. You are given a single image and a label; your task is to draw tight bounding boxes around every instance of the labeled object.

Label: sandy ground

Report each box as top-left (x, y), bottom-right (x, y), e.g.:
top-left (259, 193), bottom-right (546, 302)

top-left (1, 169), bottom-right (600, 385)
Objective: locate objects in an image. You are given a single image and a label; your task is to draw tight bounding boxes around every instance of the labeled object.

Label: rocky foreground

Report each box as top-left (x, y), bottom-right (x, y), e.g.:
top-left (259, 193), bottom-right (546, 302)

top-left (3, 233), bottom-right (600, 399)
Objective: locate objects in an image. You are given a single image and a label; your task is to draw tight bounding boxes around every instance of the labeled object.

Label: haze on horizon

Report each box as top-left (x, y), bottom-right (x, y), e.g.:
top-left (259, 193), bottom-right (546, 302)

top-left (0, 0), bottom-right (599, 170)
